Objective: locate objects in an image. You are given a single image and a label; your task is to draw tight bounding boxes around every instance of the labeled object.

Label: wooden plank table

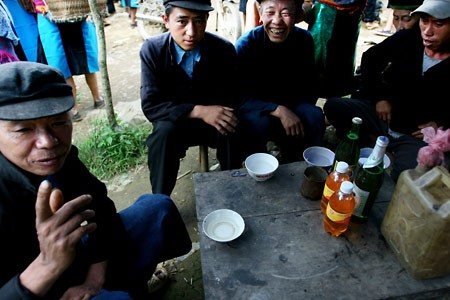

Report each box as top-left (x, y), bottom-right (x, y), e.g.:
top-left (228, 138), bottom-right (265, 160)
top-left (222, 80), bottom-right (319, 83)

top-left (194, 162), bottom-right (450, 300)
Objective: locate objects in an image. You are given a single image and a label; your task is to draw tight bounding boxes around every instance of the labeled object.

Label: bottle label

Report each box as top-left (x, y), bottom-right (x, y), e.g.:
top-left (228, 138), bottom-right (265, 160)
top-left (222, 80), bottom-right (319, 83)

top-left (326, 204), bottom-right (351, 223)
top-left (323, 184), bottom-right (334, 199)
top-left (352, 184), bottom-right (370, 216)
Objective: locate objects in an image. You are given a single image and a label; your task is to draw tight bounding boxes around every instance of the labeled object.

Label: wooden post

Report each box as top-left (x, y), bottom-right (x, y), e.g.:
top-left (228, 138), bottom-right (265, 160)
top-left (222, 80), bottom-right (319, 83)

top-left (199, 145), bottom-right (209, 172)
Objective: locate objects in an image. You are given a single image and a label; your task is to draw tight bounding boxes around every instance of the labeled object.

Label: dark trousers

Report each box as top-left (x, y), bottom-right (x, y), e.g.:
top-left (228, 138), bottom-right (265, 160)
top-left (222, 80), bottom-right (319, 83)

top-left (56, 194), bottom-right (191, 300)
top-left (324, 97), bottom-right (427, 182)
top-left (107, 0), bottom-right (116, 14)
top-left (363, 0), bottom-right (382, 22)
top-left (239, 102), bottom-right (325, 163)
top-left (308, 4), bottom-right (362, 97)
top-left (146, 120), bottom-right (242, 195)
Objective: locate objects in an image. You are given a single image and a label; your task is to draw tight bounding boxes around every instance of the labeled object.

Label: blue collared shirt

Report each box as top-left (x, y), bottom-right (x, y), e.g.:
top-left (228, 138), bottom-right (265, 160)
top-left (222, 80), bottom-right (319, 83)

top-left (174, 42), bottom-right (201, 79)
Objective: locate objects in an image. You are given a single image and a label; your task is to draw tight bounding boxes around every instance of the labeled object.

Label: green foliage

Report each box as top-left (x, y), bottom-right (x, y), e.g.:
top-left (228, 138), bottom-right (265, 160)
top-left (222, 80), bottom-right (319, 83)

top-left (75, 119), bottom-right (151, 180)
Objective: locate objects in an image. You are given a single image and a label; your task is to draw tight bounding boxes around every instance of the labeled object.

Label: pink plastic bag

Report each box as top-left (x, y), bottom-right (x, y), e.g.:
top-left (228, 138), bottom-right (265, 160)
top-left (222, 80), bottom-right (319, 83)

top-left (417, 127), bottom-right (450, 168)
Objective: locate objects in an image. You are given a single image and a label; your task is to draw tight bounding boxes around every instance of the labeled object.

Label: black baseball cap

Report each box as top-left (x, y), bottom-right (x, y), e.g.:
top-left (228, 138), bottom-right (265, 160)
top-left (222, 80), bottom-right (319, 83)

top-left (163, 0), bottom-right (214, 12)
top-left (388, 0), bottom-right (423, 9)
top-left (0, 62), bottom-right (74, 121)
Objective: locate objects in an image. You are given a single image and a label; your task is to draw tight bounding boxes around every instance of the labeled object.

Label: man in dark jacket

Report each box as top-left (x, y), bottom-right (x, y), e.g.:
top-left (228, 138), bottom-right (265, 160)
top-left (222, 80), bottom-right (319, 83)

top-left (324, 0), bottom-right (450, 181)
top-left (0, 61), bottom-right (191, 299)
top-left (235, 0), bottom-right (325, 162)
top-left (140, 0), bottom-right (243, 195)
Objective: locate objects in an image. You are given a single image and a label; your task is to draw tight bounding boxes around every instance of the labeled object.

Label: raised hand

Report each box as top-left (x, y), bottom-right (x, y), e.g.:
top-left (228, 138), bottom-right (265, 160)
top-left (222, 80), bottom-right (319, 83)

top-left (19, 180), bottom-right (97, 297)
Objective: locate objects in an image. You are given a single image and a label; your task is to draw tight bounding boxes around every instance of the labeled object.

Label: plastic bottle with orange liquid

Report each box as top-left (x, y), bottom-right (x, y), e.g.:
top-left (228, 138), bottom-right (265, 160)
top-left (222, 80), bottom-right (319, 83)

top-left (320, 161), bottom-right (350, 214)
top-left (323, 181), bottom-right (356, 237)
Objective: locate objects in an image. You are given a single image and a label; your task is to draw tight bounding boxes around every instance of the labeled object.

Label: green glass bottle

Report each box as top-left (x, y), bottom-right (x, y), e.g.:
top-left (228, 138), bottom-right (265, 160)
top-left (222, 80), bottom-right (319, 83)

top-left (332, 117), bottom-right (362, 180)
top-left (351, 136), bottom-right (389, 223)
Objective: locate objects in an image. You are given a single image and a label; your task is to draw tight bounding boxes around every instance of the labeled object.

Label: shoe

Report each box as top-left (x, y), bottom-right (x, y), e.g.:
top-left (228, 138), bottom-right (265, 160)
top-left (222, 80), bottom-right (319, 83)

top-left (374, 29), bottom-right (392, 37)
top-left (147, 267), bottom-right (168, 294)
top-left (72, 112), bottom-right (83, 122)
top-left (94, 98), bottom-right (105, 109)
top-left (130, 22), bottom-right (137, 28)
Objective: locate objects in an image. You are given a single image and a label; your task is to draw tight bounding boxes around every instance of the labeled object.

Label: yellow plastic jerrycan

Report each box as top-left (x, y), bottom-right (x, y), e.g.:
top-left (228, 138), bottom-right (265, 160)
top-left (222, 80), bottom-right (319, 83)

top-left (381, 165), bottom-right (450, 280)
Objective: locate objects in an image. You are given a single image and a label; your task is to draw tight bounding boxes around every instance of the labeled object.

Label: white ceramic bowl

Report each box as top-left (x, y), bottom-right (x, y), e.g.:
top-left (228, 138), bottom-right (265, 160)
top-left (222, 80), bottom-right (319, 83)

top-left (245, 153), bottom-right (279, 181)
top-left (203, 209), bottom-right (245, 242)
top-left (360, 147), bottom-right (391, 169)
top-left (303, 146), bottom-right (335, 169)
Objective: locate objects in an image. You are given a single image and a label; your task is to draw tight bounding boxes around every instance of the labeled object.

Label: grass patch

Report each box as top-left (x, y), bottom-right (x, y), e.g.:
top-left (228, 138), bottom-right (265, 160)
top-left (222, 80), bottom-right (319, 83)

top-left (74, 118), bottom-right (151, 180)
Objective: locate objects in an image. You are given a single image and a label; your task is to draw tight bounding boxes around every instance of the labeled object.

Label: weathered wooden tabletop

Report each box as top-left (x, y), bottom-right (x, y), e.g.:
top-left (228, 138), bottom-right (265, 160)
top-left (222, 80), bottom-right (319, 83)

top-left (194, 161), bottom-right (450, 300)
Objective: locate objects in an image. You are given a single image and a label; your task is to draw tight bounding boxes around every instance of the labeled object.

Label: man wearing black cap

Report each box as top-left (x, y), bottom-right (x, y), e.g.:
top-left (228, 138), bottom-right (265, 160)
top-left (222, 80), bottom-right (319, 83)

top-left (0, 61), bottom-right (191, 299)
top-left (389, 0), bottom-right (423, 31)
top-left (377, 0), bottom-right (423, 36)
top-left (235, 0), bottom-right (325, 163)
top-left (324, 0), bottom-right (450, 182)
top-left (140, 0), bottom-right (243, 195)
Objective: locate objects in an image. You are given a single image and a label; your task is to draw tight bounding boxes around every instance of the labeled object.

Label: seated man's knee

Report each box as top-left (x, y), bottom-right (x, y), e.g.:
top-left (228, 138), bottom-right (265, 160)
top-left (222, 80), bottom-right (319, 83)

top-left (241, 113), bottom-right (272, 134)
top-left (147, 121), bottom-right (178, 147)
top-left (151, 121), bottom-right (177, 137)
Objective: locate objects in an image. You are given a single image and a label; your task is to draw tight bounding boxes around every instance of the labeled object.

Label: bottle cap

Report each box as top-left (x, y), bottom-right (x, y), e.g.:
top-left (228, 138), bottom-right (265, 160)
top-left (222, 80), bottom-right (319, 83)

top-left (336, 161), bottom-right (349, 173)
top-left (352, 117), bottom-right (362, 125)
top-left (340, 181), bottom-right (353, 194)
top-left (376, 136), bottom-right (389, 147)
top-left (358, 157), bottom-right (367, 166)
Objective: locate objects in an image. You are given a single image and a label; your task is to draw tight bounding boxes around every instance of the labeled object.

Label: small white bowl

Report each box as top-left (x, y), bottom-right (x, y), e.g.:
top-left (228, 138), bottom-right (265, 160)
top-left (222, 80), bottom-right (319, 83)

top-left (360, 148), bottom-right (391, 169)
top-left (303, 146), bottom-right (335, 169)
top-left (203, 209), bottom-right (245, 242)
top-left (245, 153), bottom-right (279, 181)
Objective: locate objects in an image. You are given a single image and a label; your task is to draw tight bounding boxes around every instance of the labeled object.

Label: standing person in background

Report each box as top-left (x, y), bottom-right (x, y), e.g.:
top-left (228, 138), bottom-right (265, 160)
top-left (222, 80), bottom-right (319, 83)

top-left (0, 0), bottom-right (20, 63)
top-left (140, 0), bottom-right (243, 196)
top-left (363, 0), bottom-right (382, 29)
top-left (3, 0), bottom-right (40, 62)
top-left (305, 0), bottom-right (367, 98)
top-left (0, 61), bottom-right (192, 299)
top-left (324, 0), bottom-right (450, 182)
top-left (122, 0), bottom-right (139, 27)
top-left (34, 0), bottom-right (104, 122)
top-left (235, 0), bottom-right (325, 163)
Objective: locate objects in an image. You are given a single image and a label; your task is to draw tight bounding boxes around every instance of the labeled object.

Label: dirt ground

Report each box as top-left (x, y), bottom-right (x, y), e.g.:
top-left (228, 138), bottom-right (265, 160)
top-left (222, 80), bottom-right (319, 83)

top-left (72, 5), bottom-right (389, 299)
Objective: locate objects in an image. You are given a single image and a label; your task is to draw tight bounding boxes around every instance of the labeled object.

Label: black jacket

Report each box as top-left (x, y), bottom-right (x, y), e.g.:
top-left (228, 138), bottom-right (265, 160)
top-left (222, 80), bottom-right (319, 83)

top-left (0, 146), bottom-right (122, 299)
top-left (358, 26), bottom-right (450, 134)
top-left (140, 32), bottom-right (240, 124)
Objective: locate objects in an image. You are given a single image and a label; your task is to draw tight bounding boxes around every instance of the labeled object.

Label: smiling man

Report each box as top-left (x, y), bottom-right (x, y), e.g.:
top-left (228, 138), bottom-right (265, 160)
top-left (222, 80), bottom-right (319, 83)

top-left (235, 0), bottom-right (325, 163)
top-left (140, 0), bottom-right (243, 196)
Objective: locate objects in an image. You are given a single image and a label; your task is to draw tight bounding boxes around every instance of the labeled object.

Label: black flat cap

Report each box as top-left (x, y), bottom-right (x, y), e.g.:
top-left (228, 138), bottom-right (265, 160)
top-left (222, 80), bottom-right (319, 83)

top-left (389, 0), bottom-right (423, 9)
top-left (0, 62), bottom-right (74, 121)
top-left (163, 0), bottom-right (214, 12)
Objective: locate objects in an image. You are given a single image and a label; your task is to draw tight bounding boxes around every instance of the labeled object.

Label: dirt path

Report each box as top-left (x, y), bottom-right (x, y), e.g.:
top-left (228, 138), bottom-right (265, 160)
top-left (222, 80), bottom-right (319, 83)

top-left (72, 6), bottom-right (388, 298)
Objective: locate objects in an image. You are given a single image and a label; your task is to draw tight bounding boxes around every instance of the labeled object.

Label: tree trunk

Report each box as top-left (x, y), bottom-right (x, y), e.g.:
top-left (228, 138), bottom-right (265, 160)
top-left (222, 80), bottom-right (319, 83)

top-left (88, 0), bottom-right (117, 128)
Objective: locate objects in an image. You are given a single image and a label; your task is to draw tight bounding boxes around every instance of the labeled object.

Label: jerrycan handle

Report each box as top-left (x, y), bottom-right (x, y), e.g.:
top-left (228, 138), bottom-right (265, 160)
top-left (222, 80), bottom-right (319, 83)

top-left (414, 166), bottom-right (450, 218)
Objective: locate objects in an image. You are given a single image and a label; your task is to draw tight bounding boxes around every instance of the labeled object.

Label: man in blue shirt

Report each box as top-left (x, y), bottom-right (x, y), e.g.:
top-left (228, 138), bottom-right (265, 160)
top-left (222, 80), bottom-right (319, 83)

top-left (235, 0), bottom-right (325, 162)
top-left (140, 0), bottom-right (243, 195)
